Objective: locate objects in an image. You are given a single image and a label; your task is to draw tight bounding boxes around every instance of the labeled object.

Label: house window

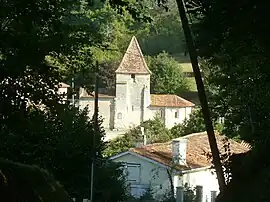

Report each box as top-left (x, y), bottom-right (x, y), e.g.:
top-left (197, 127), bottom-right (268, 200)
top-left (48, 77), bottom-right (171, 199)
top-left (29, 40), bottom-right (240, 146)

top-left (125, 163), bottom-right (141, 184)
top-left (175, 111), bottom-right (179, 118)
top-left (117, 112), bottom-right (122, 119)
top-left (159, 109), bottom-right (165, 118)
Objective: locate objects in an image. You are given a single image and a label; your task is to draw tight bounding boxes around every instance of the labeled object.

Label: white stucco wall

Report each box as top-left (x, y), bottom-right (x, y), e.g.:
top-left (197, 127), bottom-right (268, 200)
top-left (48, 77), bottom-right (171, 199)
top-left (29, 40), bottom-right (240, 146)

top-left (112, 153), bottom-right (171, 199)
top-left (78, 98), bottom-right (114, 129)
top-left (185, 107), bottom-right (192, 119)
top-left (57, 87), bottom-right (69, 101)
top-left (147, 107), bottom-right (193, 128)
top-left (144, 107), bottom-right (161, 121)
top-left (175, 169), bottom-right (219, 202)
top-left (164, 107), bottom-right (193, 128)
top-left (112, 153), bottom-right (219, 201)
top-left (58, 87), bottom-right (68, 95)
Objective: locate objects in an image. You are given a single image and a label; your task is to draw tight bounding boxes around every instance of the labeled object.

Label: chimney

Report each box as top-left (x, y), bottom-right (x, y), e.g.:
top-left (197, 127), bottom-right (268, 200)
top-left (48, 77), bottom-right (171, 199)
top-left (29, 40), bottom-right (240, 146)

top-left (172, 138), bottom-right (188, 165)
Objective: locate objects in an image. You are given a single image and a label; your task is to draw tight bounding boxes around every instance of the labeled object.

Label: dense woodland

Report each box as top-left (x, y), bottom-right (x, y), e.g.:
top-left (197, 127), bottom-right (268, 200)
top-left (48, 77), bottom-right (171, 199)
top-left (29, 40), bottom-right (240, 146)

top-left (0, 0), bottom-right (270, 201)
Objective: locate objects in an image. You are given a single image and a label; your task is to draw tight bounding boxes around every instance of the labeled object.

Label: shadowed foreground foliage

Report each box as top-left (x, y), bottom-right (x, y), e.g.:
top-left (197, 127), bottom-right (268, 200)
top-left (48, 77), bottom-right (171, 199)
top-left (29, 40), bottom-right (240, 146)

top-left (0, 158), bottom-right (72, 202)
top-left (0, 105), bottom-right (129, 201)
top-left (217, 142), bottom-right (270, 202)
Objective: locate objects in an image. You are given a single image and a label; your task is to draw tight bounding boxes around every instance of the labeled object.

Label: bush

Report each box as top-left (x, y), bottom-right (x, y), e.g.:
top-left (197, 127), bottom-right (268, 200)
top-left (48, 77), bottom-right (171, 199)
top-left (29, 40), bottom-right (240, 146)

top-left (146, 52), bottom-right (190, 95)
top-left (183, 184), bottom-right (196, 202)
top-left (170, 107), bottom-right (224, 138)
top-left (104, 116), bottom-right (172, 157)
top-left (170, 108), bottom-right (205, 138)
top-left (0, 105), bottom-right (128, 201)
top-left (141, 116), bottom-right (172, 143)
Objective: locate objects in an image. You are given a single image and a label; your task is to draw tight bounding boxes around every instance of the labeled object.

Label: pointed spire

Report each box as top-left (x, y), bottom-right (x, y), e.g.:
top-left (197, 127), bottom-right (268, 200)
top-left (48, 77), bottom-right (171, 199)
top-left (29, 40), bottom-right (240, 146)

top-left (115, 36), bottom-right (151, 74)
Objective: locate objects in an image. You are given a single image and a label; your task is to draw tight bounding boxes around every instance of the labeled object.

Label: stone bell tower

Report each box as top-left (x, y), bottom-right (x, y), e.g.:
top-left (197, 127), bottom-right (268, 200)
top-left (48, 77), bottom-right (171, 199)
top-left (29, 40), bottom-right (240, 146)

top-left (114, 36), bottom-right (151, 129)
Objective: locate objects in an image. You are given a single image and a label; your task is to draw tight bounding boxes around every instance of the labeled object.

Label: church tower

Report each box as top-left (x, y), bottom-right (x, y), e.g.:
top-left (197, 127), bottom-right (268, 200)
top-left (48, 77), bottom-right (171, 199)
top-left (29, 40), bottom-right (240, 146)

top-left (114, 36), bottom-right (151, 129)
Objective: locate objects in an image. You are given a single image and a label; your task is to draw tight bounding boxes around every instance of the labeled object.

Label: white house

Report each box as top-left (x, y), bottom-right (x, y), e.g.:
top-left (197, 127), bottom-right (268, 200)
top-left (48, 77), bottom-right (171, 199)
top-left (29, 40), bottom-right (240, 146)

top-left (56, 82), bottom-right (70, 100)
top-left (57, 82), bottom-right (70, 95)
top-left (61, 36), bottom-right (195, 140)
top-left (110, 132), bottom-right (250, 201)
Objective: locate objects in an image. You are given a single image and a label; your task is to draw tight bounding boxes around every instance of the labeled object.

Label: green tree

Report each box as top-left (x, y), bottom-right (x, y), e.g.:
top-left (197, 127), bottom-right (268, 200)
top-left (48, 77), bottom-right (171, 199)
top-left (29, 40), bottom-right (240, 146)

top-left (186, 0), bottom-right (270, 144)
top-left (0, 105), bottom-right (128, 201)
top-left (137, 0), bottom-right (186, 56)
top-left (103, 132), bottom-right (138, 157)
top-left (0, 0), bottom-right (72, 127)
top-left (0, 158), bottom-right (73, 202)
top-left (104, 116), bottom-right (172, 157)
top-left (107, 0), bottom-right (187, 56)
top-left (54, 2), bottom-right (144, 92)
top-left (186, 0), bottom-right (270, 201)
top-left (56, 1), bottom-right (189, 94)
top-left (146, 52), bottom-right (190, 95)
top-left (141, 116), bottom-right (172, 143)
top-left (170, 108), bottom-right (205, 138)
top-left (170, 107), bottom-right (223, 138)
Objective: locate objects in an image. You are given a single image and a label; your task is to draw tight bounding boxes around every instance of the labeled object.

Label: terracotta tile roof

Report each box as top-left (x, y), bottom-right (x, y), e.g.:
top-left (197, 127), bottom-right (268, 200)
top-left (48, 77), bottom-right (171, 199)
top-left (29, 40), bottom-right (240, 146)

top-left (130, 132), bottom-right (250, 170)
top-left (150, 94), bottom-right (195, 107)
top-left (115, 36), bottom-right (151, 74)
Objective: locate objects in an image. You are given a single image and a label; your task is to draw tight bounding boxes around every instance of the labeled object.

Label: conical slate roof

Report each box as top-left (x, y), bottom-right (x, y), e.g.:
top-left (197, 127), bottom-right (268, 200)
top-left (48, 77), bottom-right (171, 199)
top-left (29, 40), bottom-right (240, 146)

top-left (115, 36), bottom-right (151, 74)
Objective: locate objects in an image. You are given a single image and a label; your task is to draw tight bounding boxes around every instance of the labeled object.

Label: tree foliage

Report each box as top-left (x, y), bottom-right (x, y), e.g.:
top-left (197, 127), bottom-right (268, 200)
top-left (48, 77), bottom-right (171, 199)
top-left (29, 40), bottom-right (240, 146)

top-left (171, 107), bottom-right (223, 138)
top-left (51, 0), bottom-right (189, 96)
top-left (187, 0), bottom-right (270, 144)
top-left (105, 0), bottom-right (187, 56)
top-left (0, 0), bottom-right (191, 200)
top-left (186, 0), bottom-right (270, 200)
top-left (0, 105), bottom-right (128, 201)
top-left (104, 116), bottom-right (172, 157)
top-left (170, 108), bottom-right (205, 138)
top-left (146, 52), bottom-right (190, 95)
top-left (104, 111), bottom-right (214, 157)
top-left (0, 0), bottom-right (72, 126)
top-left (0, 158), bottom-right (73, 202)
top-left (136, 0), bottom-right (186, 56)
top-left (142, 116), bottom-right (173, 143)
top-left (216, 144), bottom-right (270, 202)
top-left (0, 0), bottom-right (70, 78)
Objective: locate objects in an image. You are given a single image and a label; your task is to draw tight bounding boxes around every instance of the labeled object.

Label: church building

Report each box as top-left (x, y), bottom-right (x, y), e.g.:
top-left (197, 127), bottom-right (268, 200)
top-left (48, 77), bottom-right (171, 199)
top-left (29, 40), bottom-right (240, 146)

top-left (63, 36), bottom-right (195, 140)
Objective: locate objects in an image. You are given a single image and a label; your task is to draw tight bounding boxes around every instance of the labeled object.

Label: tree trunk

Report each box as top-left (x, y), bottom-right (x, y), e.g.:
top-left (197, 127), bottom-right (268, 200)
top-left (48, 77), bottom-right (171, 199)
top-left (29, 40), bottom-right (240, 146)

top-left (90, 61), bottom-right (99, 202)
top-left (167, 169), bottom-right (176, 202)
top-left (175, 0), bottom-right (226, 192)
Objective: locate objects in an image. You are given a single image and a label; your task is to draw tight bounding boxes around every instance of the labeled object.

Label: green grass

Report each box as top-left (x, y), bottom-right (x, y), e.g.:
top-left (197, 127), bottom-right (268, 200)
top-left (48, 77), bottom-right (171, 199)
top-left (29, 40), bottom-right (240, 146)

top-left (187, 77), bottom-right (197, 91)
top-left (172, 53), bottom-right (199, 92)
top-left (173, 53), bottom-right (202, 73)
